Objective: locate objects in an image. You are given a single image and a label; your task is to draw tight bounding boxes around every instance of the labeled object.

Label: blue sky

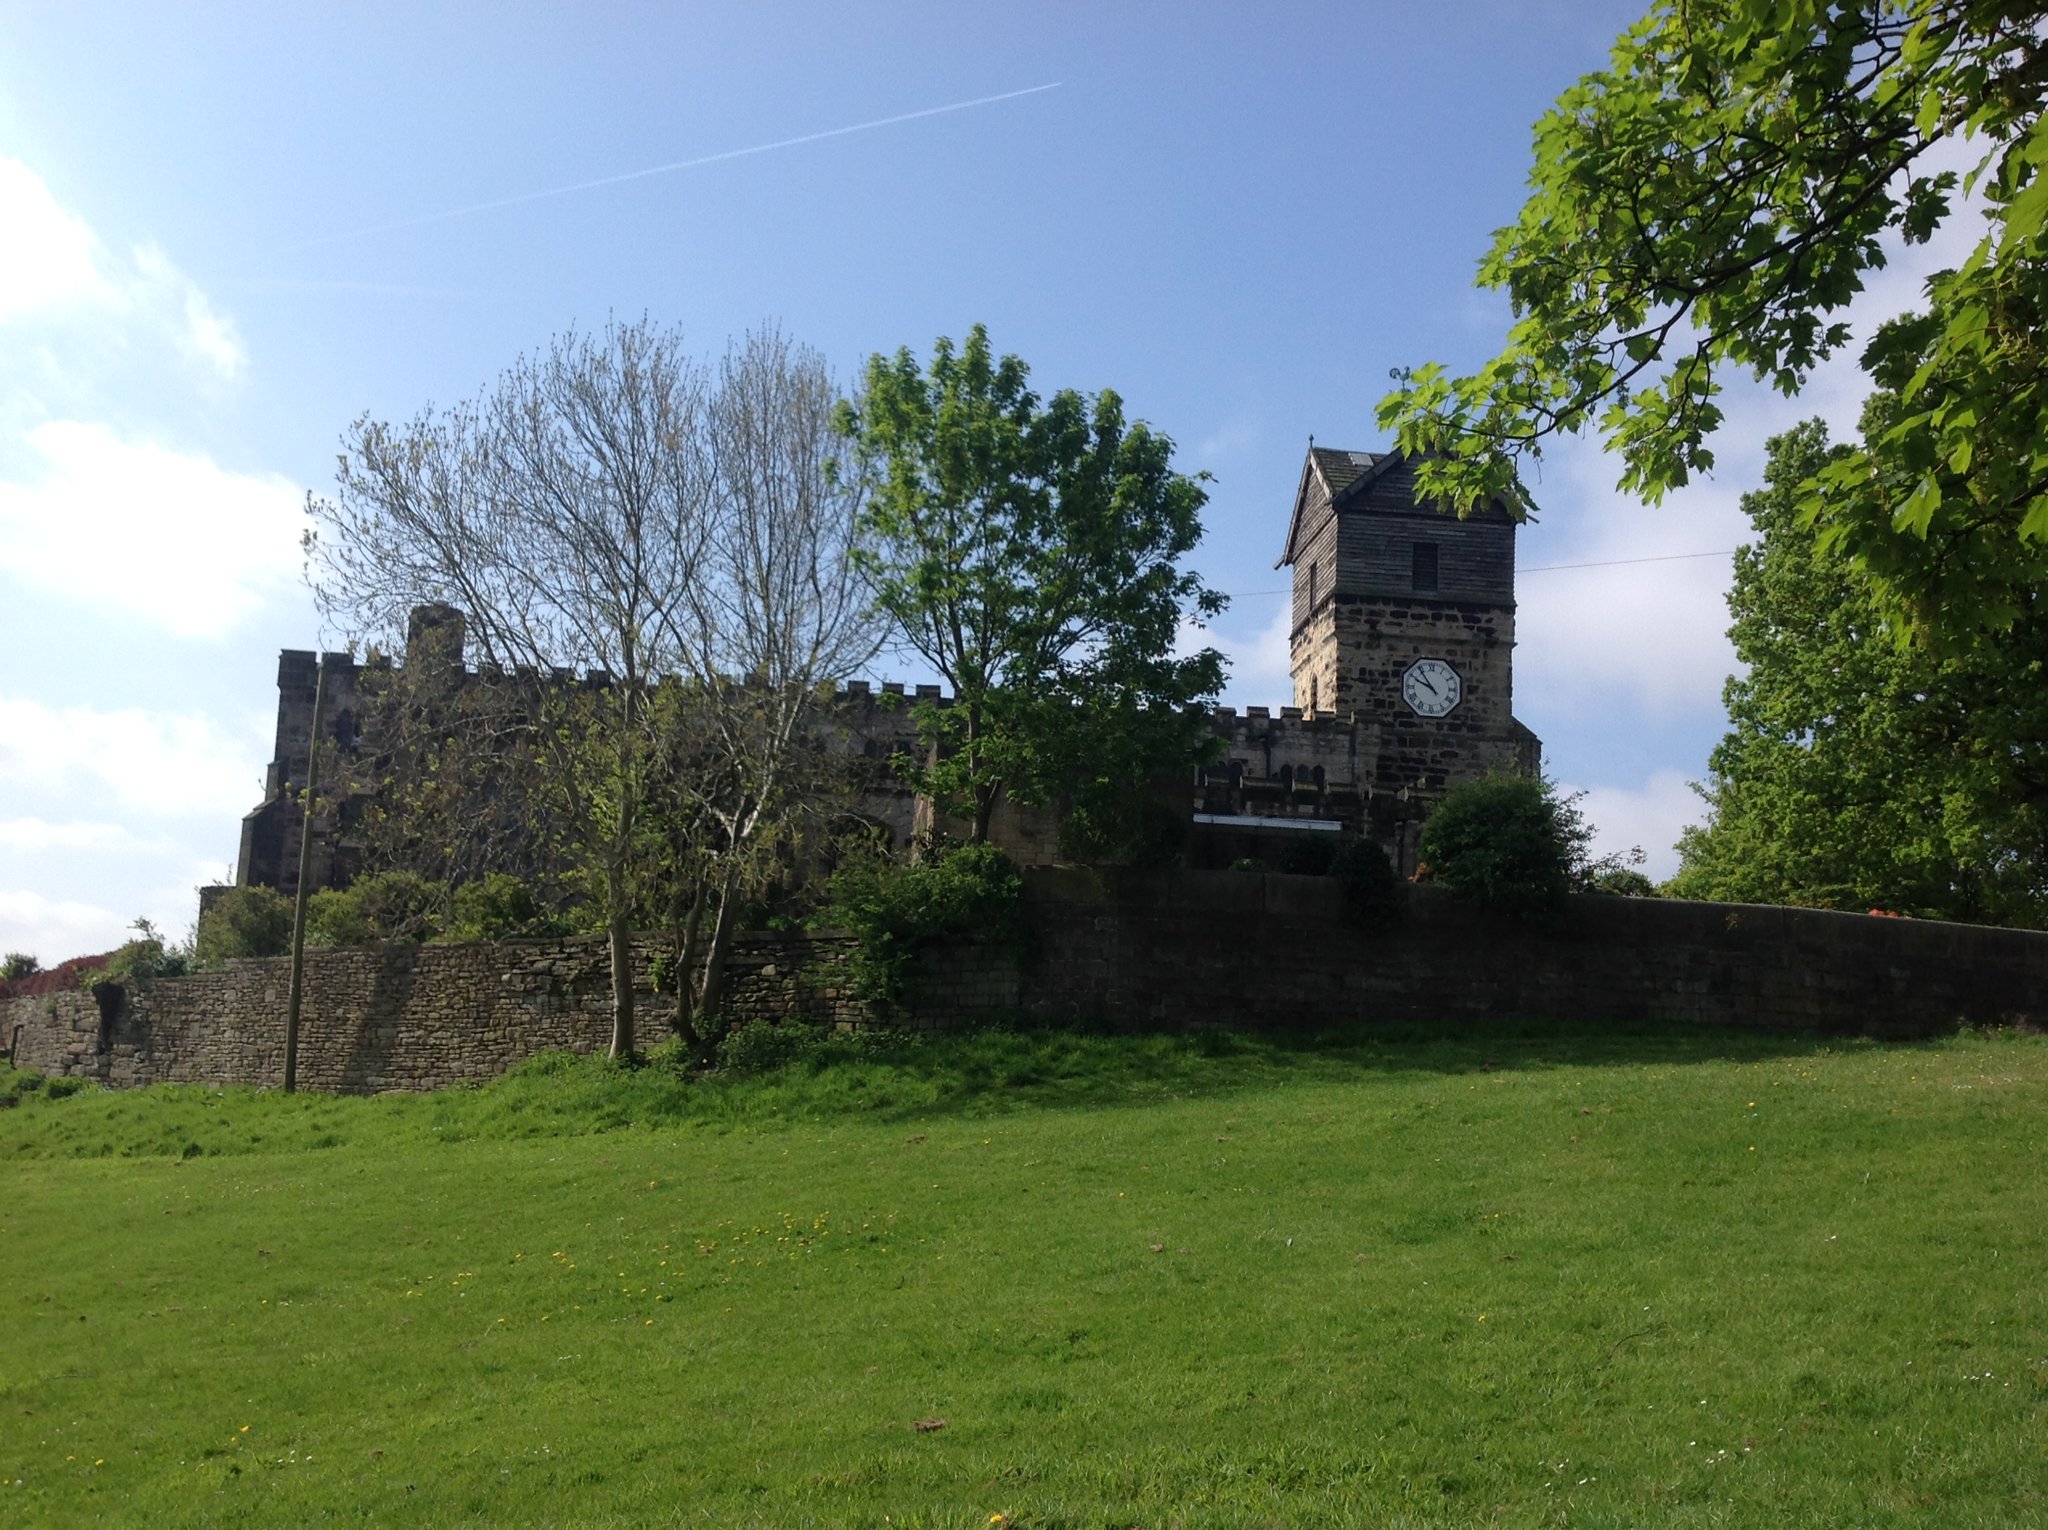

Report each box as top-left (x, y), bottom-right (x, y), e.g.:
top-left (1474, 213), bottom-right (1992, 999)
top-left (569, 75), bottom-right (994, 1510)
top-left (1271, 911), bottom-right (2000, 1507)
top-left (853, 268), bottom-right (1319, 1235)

top-left (0, 2), bottom-right (1970, 960)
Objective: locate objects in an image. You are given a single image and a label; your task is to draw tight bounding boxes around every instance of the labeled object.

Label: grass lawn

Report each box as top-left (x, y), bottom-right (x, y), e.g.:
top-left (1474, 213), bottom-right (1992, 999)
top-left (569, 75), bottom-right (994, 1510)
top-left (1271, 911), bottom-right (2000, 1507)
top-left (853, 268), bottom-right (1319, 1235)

top-left (2, 1022), bottom-right (2043, 1527)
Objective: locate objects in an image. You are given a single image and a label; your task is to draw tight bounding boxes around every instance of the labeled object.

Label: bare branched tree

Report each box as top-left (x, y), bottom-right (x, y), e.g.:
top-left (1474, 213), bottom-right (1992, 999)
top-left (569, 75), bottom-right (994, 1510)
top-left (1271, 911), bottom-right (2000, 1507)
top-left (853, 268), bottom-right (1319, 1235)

top-left (309, 319), bottom-right (711, 1056)
top-left (306, 318), bottom-right (879, 1057)
top-left (674, 330), bottom-right (885, 1031)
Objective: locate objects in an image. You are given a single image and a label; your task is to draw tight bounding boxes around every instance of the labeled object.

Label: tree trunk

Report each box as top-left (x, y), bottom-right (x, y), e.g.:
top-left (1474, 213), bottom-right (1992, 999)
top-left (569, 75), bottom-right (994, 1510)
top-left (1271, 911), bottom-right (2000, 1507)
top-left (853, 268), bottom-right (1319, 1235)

top-left (607, 907), bottom-right (635, 1060)
top-left (972, 781), bottom-right (1000, 845)
top-left (668, 878), bottom-right (708, 1049)
top-left (694, 860), bottom-right (747, 1036)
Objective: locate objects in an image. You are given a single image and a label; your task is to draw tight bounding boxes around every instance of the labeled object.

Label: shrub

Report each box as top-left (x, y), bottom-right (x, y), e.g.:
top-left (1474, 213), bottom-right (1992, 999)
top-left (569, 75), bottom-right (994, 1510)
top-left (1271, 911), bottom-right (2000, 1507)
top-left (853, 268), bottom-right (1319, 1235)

top-left (1227, 857), bottom-right (1268, 874)
top-left (83, 919), bottom-right (190, 989)
top-left (1329, 838), bottom-right (1404, 924)
top-left (2, 952), bottom-right (39, 982)
top-left (715, 1019), bottom-right (826, 1075)
top-left (1587, 864), bottom-right (1658, 897)
top-left (1416, 775), bottom-right (1589, 920)
top-left (820, 840), bottom-right (1024, 1008)
top-left (307, 871), bottom-right (447, 946)
top-left (443, 874), bottom-right (564, 943)
top-left (194, 886), bottom-right (294, 965)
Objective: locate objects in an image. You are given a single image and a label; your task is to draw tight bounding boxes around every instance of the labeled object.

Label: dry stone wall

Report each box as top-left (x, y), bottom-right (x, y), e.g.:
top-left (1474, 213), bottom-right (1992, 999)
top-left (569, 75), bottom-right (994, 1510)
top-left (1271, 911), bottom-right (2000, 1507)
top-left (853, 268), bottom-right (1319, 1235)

top-left (4, 873), bottom-right (2041, 1094)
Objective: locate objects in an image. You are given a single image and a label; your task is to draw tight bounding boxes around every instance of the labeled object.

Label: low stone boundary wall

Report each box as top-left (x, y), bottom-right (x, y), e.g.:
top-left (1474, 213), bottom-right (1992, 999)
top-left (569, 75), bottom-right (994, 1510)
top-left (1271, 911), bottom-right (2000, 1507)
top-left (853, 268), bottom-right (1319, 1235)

top-left (2, 873), bottom-right (2038, 1094)
top-left (1017, 871), bottom-right (2043, 1037)
top-left (1, 932), bottom-right (860, 1091)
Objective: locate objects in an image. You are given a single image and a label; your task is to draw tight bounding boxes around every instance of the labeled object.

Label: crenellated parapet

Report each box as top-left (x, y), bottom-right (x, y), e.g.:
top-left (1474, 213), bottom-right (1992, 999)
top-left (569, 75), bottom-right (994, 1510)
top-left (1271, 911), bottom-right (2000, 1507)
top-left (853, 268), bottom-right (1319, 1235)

top-left (237, 610), bottom-right (977, 896)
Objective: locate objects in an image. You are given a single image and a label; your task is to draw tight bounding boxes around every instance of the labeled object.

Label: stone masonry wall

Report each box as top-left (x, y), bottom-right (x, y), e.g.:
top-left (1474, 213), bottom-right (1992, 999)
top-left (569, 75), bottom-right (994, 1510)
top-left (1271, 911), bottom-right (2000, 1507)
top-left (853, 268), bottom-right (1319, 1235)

top-left (5, 874), bottom-right (2039, 1094)
top-left (1016, 871), bottom-right (2043, 1038)
top-left (2, 933), bottom-right (873, 1092)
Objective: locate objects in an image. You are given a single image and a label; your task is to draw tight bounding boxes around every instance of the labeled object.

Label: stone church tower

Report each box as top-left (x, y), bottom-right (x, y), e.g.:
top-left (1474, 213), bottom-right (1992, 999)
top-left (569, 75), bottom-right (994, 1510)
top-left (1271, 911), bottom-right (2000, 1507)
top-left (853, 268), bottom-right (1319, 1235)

top-left (1275, 446), bottom-right (1537, 791)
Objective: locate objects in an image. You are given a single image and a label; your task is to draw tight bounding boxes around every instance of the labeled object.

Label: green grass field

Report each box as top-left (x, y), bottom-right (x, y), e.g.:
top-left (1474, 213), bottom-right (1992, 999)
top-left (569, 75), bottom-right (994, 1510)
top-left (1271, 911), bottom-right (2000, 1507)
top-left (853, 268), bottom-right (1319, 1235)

top-left (3, 1022), bottom-right (2044, 1527)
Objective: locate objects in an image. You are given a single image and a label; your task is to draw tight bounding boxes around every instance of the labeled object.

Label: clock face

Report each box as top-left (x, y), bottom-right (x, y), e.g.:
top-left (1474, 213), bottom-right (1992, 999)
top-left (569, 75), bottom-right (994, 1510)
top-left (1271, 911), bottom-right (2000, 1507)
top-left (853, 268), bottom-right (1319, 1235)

top-left (1401, 657), bottom-right (1462, 718)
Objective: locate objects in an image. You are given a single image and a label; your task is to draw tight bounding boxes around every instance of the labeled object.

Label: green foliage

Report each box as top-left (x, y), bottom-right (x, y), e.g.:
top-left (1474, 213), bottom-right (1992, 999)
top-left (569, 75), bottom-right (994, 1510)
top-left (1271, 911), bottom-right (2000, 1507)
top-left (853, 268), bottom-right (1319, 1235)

top-left (193, 886), bottom-right (294, 966)
top-left (1588, 865), bottom-right (1659, 898)
top-left (1227, 857), bottom-right (1268, 874)
top-left (2, 952), bottom-right (39, 982)
top-left (1417, 776), bottom-right (1591, 919)
top-left (1377, 0), bottom-right (2048, 637)
top-left (83, 918), bottom-right (190, 989)
top-left (3, 1067), bottom-right (86, 1106)
top-left (715, 1019), bottom-right (827, 1075)
top-left (306, 871), bottom-right (447, 947)
top-left (1671, 420), bottom-right (2048, 926)
top-left (1329, 838), bottom-right (1405, 922)
top-left (836, 325), bottom-right (1227, 841)
top-left (1056, 790), bottom-right (1189, 868)
top-left (819, 840), bottom-right (1024, 1008)
top-left (442, 873), bottom-right (565, 943)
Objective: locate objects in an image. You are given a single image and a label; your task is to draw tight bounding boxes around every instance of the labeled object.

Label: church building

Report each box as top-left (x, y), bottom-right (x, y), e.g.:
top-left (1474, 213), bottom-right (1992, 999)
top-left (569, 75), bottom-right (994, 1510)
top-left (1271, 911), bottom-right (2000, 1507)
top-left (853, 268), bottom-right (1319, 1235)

top-left (1188, 446), bottom-right (1540, 872)
top-left (235, 443), bottom-right (1541, 896)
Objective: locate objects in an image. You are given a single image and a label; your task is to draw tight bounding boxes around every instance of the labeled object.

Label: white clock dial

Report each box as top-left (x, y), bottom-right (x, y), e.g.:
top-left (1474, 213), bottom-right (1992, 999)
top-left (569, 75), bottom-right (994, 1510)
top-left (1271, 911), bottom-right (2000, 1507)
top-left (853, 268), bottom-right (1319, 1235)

top-left (1401, 657), bottom-right (1462, 718)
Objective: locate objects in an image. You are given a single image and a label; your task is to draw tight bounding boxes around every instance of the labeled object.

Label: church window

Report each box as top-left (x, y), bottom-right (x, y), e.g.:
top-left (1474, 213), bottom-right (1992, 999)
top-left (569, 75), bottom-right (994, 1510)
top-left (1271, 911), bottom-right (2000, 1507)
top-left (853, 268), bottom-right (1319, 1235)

top-left (1307, 560), bottom-right (1319, 612)
top-left (1411, 542), bottom-right (1439, 592)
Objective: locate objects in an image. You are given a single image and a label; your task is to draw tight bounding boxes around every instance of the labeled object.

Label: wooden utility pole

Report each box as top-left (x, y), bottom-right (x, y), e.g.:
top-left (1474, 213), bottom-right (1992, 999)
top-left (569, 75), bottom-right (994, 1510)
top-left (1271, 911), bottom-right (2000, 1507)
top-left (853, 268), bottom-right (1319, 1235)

top-left (283, 657), bottom-right (325, 1093)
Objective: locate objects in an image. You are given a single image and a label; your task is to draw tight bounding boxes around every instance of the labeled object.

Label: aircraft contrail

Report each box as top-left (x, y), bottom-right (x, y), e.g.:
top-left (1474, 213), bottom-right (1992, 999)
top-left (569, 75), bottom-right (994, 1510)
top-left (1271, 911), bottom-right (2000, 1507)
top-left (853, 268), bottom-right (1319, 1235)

top-left (284, 82), bottom-right (1063, 253)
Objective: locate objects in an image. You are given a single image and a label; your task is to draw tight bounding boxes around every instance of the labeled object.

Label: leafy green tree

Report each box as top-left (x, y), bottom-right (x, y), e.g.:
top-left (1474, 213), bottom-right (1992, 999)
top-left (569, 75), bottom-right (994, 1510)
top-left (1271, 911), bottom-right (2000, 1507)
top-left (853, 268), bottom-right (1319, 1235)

top-left (1376, 0), bottom-right (2048, 633)
top-left (1670, 419), bottom-right (2048, 924)
top-left (835, 326), bottom-right (1226, 843)
top-left (194, 886), bottom-right (294, 965)
top-left (1, 952), bottom-right (40, 982)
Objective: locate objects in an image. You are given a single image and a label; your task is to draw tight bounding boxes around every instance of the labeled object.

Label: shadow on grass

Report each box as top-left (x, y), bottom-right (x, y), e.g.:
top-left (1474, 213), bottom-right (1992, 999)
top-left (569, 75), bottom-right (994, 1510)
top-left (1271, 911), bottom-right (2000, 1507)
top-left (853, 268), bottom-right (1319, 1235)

top-left (441, 1014), bottom-right (1967, 1139)
top-left (0, 1018), bottom-right (1993, 1160)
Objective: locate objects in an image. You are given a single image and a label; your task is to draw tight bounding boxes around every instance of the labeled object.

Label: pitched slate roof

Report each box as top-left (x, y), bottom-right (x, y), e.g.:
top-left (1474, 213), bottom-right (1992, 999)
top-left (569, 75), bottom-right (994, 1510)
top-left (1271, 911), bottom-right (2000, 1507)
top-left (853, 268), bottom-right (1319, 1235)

top-left (1311, 446), bottom-right (1380, 496)
top-left (1277, 445), bottom-right (1409, 567)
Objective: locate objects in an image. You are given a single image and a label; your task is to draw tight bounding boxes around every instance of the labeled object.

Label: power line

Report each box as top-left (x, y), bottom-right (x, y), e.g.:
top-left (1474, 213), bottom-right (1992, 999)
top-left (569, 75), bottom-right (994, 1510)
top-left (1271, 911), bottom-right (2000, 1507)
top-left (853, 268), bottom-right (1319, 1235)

top-left (1221, 548), bottom-right (1736, 597)
top-left (1524, 549), bottom-right (1736, 574)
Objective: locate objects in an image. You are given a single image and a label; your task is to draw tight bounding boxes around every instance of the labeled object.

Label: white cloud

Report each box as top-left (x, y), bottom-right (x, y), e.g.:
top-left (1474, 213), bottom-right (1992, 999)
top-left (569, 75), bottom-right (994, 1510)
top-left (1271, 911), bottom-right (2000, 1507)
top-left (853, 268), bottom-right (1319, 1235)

top-left (1216, 591), bottom-right (1294, 708)
top-left (0, 157), bottom-right (114, 320)
top-left (0, 819), bottom-right (168, 854)
top-left (1561, 769), bottom-right (1708, 883)
top-left (0, 421), bottom-right (303, 639)
top-left (0, 696), bottom-right (269, 821)
top-left (131, 243), bottom-right (248, 380)
top-left (1515, 444), bottom-right (1747, 722)
top-left (0, 155), bottom-right (247, 381)
top-left (0, 889), bottom-right (132, 965)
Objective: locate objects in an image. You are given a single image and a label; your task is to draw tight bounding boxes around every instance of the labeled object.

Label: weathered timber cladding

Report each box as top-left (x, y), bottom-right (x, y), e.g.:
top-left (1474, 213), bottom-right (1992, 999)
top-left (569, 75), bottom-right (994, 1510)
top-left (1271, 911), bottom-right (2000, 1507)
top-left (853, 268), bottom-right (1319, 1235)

top-left (1335, 508), bottom-right (1515, 612)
